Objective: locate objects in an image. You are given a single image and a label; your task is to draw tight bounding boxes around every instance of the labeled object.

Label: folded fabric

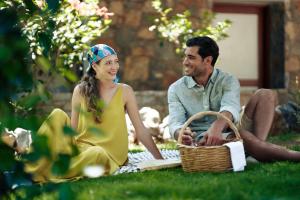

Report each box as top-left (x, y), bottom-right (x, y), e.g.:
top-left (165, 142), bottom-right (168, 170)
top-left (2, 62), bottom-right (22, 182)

top-left (137, 158), bottom-right (181, 171)
top-left (223, 141), bottom-right (246, 172)
top-left (114, 149), bottom-right (180, 175)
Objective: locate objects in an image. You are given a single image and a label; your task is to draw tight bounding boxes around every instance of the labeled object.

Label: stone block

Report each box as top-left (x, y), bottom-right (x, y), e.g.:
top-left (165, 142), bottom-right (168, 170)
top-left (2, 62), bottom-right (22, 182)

top-left (143, 1), bottom-right (155, 13)
top-left (137, 28), bottom-right (155, 40)
top-left (291, 44), bottom-right (300, 56)
top-left (115, 28), bottom-right (136, 49)
top-left (135, 90), bottom-right (168, 117)
top-left (286, 56), bottom-right (300, 72)
top-left (110, 15), bottom-right (122, 26)
top-left (174, 3), bottom-right (185, 13)
top-left (110, 1), bottom-right (124, 16)
top-left (285, 22), bottom-right (296, 40)
top-left (52, 93), bottom-right (72, 101)
top-left (287, 72), bottom-right (300, 92)
top-left (124, 56), bottom-right (150, 81)
top-left (125, 10), bottom-right (141, 27)
top-left (166, 0), bottom-right (175, 7)
top-left (162, 70), bottom-right (181, 89)
top-left (96, 38), bottom-right (117, 49)
top-left (132, 47), bottom-right (144, 56)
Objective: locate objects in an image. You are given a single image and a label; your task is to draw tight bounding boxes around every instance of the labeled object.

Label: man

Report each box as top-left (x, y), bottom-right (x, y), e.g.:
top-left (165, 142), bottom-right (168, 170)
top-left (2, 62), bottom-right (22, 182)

top-left (168, 36), bottom-right (300, 162)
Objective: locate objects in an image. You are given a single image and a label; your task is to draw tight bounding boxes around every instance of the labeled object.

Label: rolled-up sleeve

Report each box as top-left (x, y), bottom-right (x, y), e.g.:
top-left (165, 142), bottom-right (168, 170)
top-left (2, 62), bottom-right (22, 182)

top-left (219, 75), bottom-right (241, 123)
top-left (167, 84), bottom-right (187, 139)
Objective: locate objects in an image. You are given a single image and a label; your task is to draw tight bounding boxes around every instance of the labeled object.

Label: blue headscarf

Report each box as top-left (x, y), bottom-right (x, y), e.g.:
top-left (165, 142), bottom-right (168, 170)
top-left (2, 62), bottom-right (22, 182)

top-left (86, 44), bottom-right (117, 73)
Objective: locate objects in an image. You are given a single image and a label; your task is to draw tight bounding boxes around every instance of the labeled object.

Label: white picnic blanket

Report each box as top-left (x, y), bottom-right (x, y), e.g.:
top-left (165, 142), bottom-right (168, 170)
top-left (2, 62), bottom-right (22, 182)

top-left (114, 149), bottom-right (181, 175)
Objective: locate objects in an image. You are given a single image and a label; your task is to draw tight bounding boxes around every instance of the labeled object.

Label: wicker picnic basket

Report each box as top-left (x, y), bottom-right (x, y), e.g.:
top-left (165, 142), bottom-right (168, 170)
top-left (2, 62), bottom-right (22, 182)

top-left (178, 111), bottom-right (242, 172)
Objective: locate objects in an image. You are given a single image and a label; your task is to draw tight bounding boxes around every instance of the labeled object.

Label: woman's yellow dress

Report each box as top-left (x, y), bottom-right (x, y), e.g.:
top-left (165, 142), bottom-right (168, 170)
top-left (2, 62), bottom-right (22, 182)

top-left (25, 85), bottom-right (128, 182)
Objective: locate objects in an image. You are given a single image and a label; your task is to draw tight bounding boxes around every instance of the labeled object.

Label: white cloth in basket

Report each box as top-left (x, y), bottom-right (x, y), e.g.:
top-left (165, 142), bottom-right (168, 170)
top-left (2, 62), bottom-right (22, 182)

top-left (223, 141), bottom-right (246, 172)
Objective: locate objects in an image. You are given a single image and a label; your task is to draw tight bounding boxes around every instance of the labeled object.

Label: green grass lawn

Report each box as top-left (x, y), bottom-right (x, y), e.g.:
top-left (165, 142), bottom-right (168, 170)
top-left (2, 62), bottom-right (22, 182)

top-left (9, 133), bottom-right (300, 200)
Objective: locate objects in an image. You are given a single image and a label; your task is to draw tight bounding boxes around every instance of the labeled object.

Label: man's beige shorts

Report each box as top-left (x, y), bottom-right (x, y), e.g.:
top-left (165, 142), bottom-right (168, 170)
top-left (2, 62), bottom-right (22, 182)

top-left (195, 107), bottom-right (254, 141)
top-left (224, 107), bottom-right (253, 139)
top-left (237, 106), bottom-right (253, 132)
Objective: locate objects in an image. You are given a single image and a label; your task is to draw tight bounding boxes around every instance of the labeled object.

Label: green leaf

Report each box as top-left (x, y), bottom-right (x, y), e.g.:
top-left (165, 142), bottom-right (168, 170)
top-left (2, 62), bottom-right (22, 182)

top-left (87, 127), bottom-right (103, 136)
top-left (150, 0), bottom-right (232, 55)
top-left (63, 125), bottom-right (77, 136)
top-left (36, 56), bottom-right (51, 72)
top-left (103, 19), bottom-right (112, 25)
top-left (52, 153), bottom-right (71, 176)
top-left (96, 99), bottom-right (105, 110)
top-left (0, 143), bottom-right (16, 171)
top-left (0, 46), bottom-right (12, 61)
top-left (23, 0), bottom-right (39, 14)
top-left (59, 68), bottom-right (78, 82)
top-left (31, 134), bottom-right (51, 159)
top-left (38, 32), bottom-right (51, 56)
top-left (164, 8), bottom-right (172, 14)
top-left (18, 94), bottom-right (42, 109)
top-left (70, 143), bottom-right (79, 157)
top-left (46, 0), bottom-right (60, 13)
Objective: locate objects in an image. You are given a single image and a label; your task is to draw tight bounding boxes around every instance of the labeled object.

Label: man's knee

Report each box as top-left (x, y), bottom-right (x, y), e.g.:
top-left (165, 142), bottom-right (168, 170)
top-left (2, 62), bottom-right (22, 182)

top-left (254, 89), bottom-right (277, 105)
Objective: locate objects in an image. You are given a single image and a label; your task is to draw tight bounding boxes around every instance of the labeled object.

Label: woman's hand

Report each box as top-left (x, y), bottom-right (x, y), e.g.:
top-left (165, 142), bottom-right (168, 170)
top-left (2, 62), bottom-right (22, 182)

top-left (123, 84), bottom-right (163, 159)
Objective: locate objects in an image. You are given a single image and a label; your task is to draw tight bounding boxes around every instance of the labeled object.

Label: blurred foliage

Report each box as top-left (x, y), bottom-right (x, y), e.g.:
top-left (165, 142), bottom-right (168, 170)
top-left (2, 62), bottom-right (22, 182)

top-left (1, 0), bottom-right (112, 85)
top-left (149, 0), bottom-right (232, 54)
top-left (289, 75), bottom-right (300, 125)
top-left (0, 0), bottom-right (111, 198)
top-left (0, 0), bottom-right (40, 133)
top-left (0, 2), bottom-right (44, 197)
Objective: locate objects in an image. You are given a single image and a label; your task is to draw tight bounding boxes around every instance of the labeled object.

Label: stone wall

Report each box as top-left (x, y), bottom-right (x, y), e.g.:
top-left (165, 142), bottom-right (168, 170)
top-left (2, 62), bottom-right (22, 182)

top-left (39, 0), bottom-right (299, 122)
top-left (39, 93), bottom-right (72, 116)
top-left (96, 0), bottom-right (211, 91)
top-left (43, 89), bottom-right (288, 121)
top-left (285, 0), bottom-right (300, 92)
top-left (38, 90), bottom-right (168, 118)
top-left (96, 0), bottom-right (298, 93)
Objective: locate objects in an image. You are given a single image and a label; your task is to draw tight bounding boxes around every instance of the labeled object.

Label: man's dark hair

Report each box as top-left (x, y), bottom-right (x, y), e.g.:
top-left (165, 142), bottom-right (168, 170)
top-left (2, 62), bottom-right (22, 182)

top-left (186, 36), bottom-right (219, 66)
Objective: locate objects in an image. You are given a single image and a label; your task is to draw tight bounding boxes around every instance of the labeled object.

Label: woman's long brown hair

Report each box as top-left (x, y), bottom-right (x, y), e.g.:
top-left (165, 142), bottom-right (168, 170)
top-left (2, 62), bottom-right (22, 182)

top-left (78, 66), bottom-right (103, 122)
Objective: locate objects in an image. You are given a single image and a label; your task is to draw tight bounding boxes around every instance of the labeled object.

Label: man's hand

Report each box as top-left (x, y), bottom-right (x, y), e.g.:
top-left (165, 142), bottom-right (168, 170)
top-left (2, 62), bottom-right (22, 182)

top-left (197, 130), bottom-right (225, 146)
top-left (175, 127), bottom-right (195, 146)
top-left (198, 111), bottom-right (233, 146)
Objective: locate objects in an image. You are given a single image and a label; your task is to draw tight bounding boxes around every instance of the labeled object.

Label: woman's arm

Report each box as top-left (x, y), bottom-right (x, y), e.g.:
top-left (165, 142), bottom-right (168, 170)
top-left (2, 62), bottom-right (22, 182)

top-left (71, 85), bottom-right (82, 131)
top-left (123, 84), bottom-right (163, 159)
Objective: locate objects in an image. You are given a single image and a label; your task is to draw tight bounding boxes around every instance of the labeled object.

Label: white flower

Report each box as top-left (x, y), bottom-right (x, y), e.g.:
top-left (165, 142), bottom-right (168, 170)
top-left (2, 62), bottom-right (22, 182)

top-left (83, 165), bottom-right (105, 178)
top-left (149, 25), bottom-right (156, 31)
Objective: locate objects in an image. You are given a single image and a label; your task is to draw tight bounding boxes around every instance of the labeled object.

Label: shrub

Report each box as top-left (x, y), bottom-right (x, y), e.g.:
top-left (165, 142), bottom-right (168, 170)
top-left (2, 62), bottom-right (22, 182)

top-left (149, 0), bottom-right (231, 54)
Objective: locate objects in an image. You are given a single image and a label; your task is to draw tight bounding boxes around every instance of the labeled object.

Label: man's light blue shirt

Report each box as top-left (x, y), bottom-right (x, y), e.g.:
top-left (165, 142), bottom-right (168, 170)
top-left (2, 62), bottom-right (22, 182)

top-left (167, 68), bottom-right (241, 139)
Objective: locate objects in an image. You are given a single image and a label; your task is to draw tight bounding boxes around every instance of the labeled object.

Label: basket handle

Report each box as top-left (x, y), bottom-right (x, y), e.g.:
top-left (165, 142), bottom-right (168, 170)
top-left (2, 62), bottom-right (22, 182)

top-left (178, 111), bottom-right (241, 145)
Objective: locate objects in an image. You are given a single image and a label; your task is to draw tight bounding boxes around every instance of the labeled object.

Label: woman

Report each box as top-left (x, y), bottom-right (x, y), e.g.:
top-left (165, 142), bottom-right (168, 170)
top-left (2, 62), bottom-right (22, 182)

top-left (3, 44), bottom-right (163, 183)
